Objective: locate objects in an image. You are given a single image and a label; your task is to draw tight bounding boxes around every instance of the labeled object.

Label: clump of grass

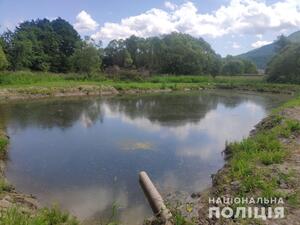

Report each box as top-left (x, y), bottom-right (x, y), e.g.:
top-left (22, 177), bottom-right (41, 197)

top-left (106, 203), bottom-right (120, 225)
top-left (287, 192), bottom-right (300, 206)
top-left (169, 210), bottom-right (195, 225)
top-left (0, 179), bottom-right (12, 192)
top-left (173, 213), bottom-right (194, 225)
top-left (0, 206), bottom-right (79, 225)
top-left (0, 133), bottom-right (8, 158)
top-left (274, 119), bottom-right (300, 137)
top-left (259, 151), bottom-right (286, 165)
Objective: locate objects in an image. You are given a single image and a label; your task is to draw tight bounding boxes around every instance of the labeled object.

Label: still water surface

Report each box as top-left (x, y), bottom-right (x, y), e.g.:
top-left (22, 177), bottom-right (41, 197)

top-left (1, 90), bottom-right (289, 224)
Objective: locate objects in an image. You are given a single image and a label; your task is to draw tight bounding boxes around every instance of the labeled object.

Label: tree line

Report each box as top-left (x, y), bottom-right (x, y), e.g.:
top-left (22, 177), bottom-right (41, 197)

top-left (266, 35), bottom-right (300, 83)
top-left (0, 18), bottom-right (258, 77)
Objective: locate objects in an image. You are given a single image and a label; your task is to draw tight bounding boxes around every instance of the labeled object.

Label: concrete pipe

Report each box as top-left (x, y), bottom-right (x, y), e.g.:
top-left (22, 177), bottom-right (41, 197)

top-left (139, 171), bottom-right (173, 225)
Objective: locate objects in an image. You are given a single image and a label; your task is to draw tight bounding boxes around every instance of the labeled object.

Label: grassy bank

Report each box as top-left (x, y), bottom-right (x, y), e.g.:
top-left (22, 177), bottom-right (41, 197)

top-left (227, 115), bottom-right (299, 198)
top-left (189, 95), bottom-right (300, 225)
top-left (0, 207), bottom-right (78, 225)
top-left (0, 72), bottom-right (299, 99)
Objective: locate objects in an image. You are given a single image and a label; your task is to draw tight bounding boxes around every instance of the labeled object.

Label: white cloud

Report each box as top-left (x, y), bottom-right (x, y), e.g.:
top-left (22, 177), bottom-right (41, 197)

top-left (232, 42), bottom-right (241, 49)
top-left (90, 0), bottom-right (300, 42)
top-left (74, 10), bottom-right (98, 33)
top-left (92, 8), bottom-right (175, 40)
top-left (165, 1), bottom-right (177, 10)
top-left (256, 34), bottom-right (263, 39)
top-left (251, 40), bottom-right (273, 48)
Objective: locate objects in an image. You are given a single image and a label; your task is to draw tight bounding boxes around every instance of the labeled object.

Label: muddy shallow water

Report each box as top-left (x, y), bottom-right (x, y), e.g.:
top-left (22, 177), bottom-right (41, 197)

top-left (1, 90), bottom-right (290, 224)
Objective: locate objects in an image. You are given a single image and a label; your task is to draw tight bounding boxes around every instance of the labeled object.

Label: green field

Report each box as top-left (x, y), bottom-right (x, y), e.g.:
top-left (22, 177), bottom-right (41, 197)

top-left (0, 71), bottom-right (299, 96)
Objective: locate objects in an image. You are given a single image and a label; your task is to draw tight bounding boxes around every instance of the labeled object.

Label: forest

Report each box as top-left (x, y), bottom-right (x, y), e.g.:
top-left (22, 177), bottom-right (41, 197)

top-left (0, 17), bottom-right (299, 83)
top-left (0, 18), bottom-right (258, 77)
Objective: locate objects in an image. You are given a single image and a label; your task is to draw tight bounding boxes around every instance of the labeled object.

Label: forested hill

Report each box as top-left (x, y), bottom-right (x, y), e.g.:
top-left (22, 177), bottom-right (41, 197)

top-left (238, 30), bottom-right (300, 70)
top-left (288, 31), bottom-right (300, 43)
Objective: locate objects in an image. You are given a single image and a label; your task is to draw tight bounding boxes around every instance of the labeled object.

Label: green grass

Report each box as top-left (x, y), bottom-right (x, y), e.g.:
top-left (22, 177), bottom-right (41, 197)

top-left (173, 213), bottom-right (194, 225)
top-left (274, 94), bottom-right (300, 112)
top-left (0, 133), bottom-right (8, 158)
top-left (0, 179), bottom-right (12, 193)
top-left (1, 71), bottom-right (300, 95)
top-left (225, 105), bottom-right (300, 203)
top-left (0, 206), bottom-right (78, 225)
top-left (287, 192), bottom-right (300, 206)
top-left (0, 71), bottom-right (264, 86)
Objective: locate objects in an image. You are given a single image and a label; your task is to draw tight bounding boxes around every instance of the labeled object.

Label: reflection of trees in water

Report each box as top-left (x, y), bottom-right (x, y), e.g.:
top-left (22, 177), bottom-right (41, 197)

top-left (105, 91), bottom-right (270, 126)
top-left (0, 98), bottom-right (105, 130)
top-left (0, 91), bottom-right (277, 130)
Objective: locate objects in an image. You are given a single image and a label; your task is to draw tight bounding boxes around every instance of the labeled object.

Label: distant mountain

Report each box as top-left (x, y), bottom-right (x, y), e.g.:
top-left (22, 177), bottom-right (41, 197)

top-left (237, 30), bottom-right (300, 70)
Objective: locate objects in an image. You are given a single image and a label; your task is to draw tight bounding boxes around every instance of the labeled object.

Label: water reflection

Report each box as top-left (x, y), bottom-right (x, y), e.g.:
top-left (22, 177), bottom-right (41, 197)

top-left (0, 90), bottom-right (289, 224)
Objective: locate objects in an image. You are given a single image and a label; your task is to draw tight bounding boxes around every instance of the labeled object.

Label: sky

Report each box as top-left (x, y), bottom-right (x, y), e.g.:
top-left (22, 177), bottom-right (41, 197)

top-left (1, 0), bottom-right (300, 56)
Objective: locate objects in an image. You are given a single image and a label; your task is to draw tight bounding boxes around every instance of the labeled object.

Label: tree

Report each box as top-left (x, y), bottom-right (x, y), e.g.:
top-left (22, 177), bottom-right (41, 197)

top-left (71, 43), bottom-right (101, 74)
top-left (221, 56), bottom-right (257, 75)
top-left (242, 59), bottom-right (258, 74)
top-left (125, 35), bottom-right (140, 66)
top-left (221, 60), bottom-right (244, 75)
top-left (0, 45), bottom-right (8, 70)
top-left (275, 35), bottom-right (290, 52)
top-left (102, 33), bottom-right (221, 76)
top-left (10, 38), bottom-right (33, 70)
top-left (0, 18), bottom-right (81, 72)
top-left (209, 55), bottom-right (222, 77)
top-left (50, 18), bottom-right (81, 72)
top-left (104, 39), bottom-right (126, 67)
top-left (266, 43), bottom-right (300, 83)
top-left (123, 50), bottom-right (133, 68)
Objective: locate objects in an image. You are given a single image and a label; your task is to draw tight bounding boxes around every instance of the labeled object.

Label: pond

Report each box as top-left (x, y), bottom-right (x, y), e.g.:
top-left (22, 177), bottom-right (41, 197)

top-left (1, 90), bottom-right (289, 224)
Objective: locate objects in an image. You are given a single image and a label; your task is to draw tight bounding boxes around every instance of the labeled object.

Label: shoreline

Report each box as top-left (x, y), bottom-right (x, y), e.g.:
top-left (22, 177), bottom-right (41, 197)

top-left (161, 98), bottom-right (300, 224)
top-left (0, 82), bottom-right (297, 102)
top-left (0, 129), bottom-right (40, 214)
top-left (0, 87), bottom-right (299, 225)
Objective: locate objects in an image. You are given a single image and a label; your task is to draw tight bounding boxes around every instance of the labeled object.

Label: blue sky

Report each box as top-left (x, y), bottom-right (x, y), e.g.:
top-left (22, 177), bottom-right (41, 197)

top-left (1, 0), bottom-right (300, 56)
